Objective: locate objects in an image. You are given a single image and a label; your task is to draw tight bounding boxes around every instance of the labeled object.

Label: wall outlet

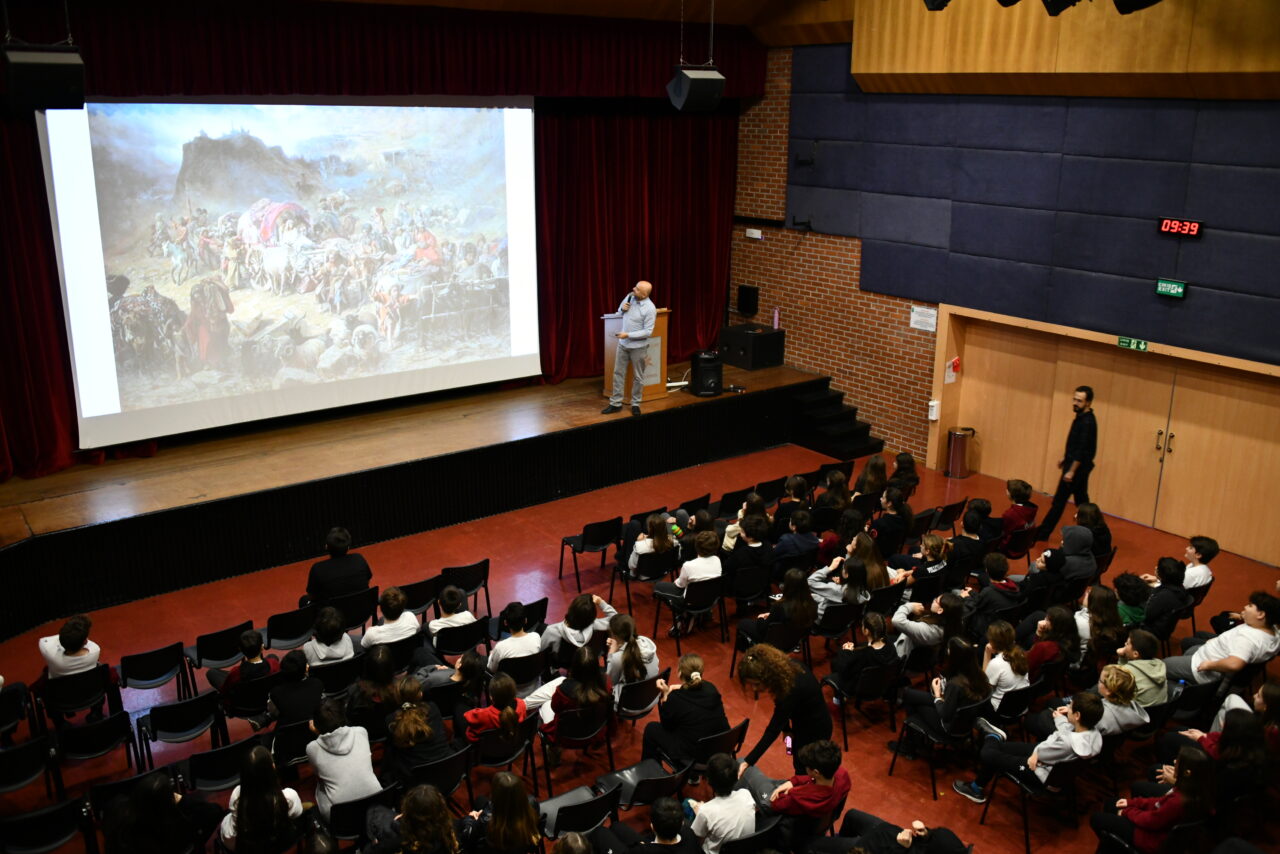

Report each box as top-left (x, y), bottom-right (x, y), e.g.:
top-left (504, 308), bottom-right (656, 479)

top-left (744, 228), bottom-right (763, 240)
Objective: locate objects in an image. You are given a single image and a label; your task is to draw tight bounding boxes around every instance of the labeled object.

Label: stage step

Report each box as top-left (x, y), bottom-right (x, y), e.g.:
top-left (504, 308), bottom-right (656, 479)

top-left (789, 378), bottom-right (886, 462)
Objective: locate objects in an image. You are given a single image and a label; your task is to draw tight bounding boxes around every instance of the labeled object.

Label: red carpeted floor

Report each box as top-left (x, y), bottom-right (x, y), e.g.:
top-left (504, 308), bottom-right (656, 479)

top-left (1, 444), bottom-right (1276, 851)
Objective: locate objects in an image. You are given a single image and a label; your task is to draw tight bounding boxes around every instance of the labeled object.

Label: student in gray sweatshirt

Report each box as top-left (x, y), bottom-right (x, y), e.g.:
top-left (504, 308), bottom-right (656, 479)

top-left (952, 691), bottom-right (1104, 804)
top-left (305, 697), bottom-right (382, 819)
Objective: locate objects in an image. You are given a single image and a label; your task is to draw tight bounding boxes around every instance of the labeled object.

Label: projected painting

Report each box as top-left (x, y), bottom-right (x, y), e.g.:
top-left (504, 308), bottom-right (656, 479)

top-left (87, 104), bottom-right (512, 411)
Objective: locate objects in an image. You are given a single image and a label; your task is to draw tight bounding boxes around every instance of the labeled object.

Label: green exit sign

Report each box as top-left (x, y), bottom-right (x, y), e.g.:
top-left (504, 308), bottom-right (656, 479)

top-left (1118, 336), bottom-right (1149, 352)
top-left (1156, 278), bottom-right (1186, 298)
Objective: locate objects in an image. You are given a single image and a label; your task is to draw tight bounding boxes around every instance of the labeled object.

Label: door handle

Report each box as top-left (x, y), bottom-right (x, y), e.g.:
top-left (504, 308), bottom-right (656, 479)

top-left (1166, 432), bottom-right (1175, 454)
top-left (1155, 429), bottom-right (1163, 450)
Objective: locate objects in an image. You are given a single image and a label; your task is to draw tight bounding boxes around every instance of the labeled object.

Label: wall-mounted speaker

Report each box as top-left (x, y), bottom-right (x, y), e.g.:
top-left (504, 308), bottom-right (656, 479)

top-left (690, 350), bottom-right (723, 397)
top-left (666, 67), bottom-right (725, 113)
top-left (737, 285), bottom-right (759, 317)
top-left (3, 47), bottom-right (85, 114)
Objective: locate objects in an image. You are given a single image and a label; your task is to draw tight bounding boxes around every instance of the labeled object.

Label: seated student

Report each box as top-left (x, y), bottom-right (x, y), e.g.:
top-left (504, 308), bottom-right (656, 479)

top-left (722, 493), bottom-right (772, 554)
top-left (38, 614), bottom-right (103, 679)
top-left (1058, 525), bottom-right (1097, 585)
top-left (1114, 573), bottom-right (1152, 628)
top-left (819, 508), bottom-right (865, 567)
top-left (1074, 503), bottom-right (1112, 561)
top-left (889, 534), bottom-right (953, 600)
top-left (1025, 606), bottom-right (1078, 681)
top-left (1140, 559), bottom-right (1194, 641)
top-left (772, 510), bottom-right (821, 570)
top-left (831, 612), bottom-right (900, 687)
top-left (815, 471), bottom-right (852, 512)
top-left (591, 796), bottom-right (701, 854)
top-left (740, 568), bottom-right (820, 650)
top-left (427, 586), bottom-right (477, 639)
top-left (1158, 710), bottom-right (1268, 814)
top-left (362, 587), bottom-right (421, 649)
top-left (1211, 683), bottom-right (1280, 751)
top-left (642, 654), bottom-right (730, 764)
top-left (211, 629), bottom-right (279, 694)
top-left (983, 621), bottom-right (1030, 714)
top-left (306, 697), bottom-right (382, 821)
top-left (105, 769), bottom-right (224, 854)
top-left (1077, 585), bottom-right (1126, 669)
top-left (960, 554), bottom-right (1022, 640)
top-left (945, 510), bottom-right (987, 589)
top-left (459, 771), bottom-right (541, 854)
top-left (852, 531), bottom-right (896, 591)
top-left (654, 531), bottom-right (722, 635)
top-left (887, 452), bottom-right (920, 498)
top-left (770, 475), bottom-right (810, 541)
top-left (1181, 535), bottom-right (1218, 591)
top-left (630, 512), bottom-right (679, 573)
top-left (811, 812), bottom-right (968, 854)
top-left (462, 672), bottom-right (526, 743)
top-left (895, 638), bottom-right (991, 757)
top-left (304, 606), bottom-right (356, 665)
top-left (951, 691), bottom-right (1105, 804)
top-left (892, 594), bottom-right (965, 659)
top-left (605, 614), bottom-right (659, 699)
top-left (345, 645), bottom-right (398, 743)
top-left (999, 479), bottom-right (1038, 549)
top-left (1116, 629), bottom-right (1168, 707)
top-left (966, 497), bottom-right (1003, 549)
top-left (1026, 665), bottom-right (1149, 740)
top-left (673, 509), bottom-right (715, 564)
top-left (382, 677), bottom-right (454, 787)
top-left (539, 593), bottom-right (617, 663)
top-left (721, 515), bottom-right (774, 606)
top-left (807, 558), bottom-right (867, 621)
top-left (736, 740), bottom-right (851, 850)
top-left (687, 753), bottom-right (757, 854)
top-left (1164, 591), bottom-right (1280, 685)
top-left (1090, 746), bottom-right (1214, 854)
top-left (365, 784), bottom-right (463, 854)
top-left (250, 649), bottom-right (323, 731)
top-left (869, 488), bottom-right (912, 560)
top-left (486, 602), bottom-right (542, 695)
top-left (220, 745), bottom-right (304, 852)
top-left (303, 526), bottom-right (372, 608)
top-left (852, 454), bottom-right (887, 498)
top-left (539, 645), bottom-right (612, 738)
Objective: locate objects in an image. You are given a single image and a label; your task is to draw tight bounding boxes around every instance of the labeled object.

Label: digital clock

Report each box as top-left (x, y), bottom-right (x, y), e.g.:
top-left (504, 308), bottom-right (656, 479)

top-left (1158, 218), bottom-right (1201, 237)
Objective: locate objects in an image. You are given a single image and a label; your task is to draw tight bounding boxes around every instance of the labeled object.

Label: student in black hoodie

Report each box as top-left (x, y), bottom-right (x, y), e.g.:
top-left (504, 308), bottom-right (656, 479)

top-left (641, 654), bottom-right (729, 763)
top-left (1142, 558), bottom-right (1193, 641)
top-left (960, 554), bottom-right (1023, 641)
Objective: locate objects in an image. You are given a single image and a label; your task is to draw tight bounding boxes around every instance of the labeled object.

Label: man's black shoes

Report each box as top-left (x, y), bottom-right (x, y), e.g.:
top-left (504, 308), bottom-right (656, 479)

top-left (631, 405), bottom-right (641, 416)
top-left (601, 404), bottom-right (622, 414)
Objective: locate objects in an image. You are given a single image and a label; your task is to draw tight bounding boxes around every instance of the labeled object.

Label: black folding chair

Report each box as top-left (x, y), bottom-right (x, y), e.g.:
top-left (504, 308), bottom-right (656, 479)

top-left (1186, 577), bottom-right (1214, 633)
top-left (183, 735), bottom-right (258, 792)
top-left (754, 477), bottom-right (788, 507)
top-left (824, 659), bottom-right (902, 748)
top-left (401, 575), bottom-right (443, 621)
top-left (474, 714), bottom-right (541, 797)
top-left (185, 620), bottom-right (253, 678)
top-left (931, 498), bottom-right (969, 534)
top-left (0, 797), bottom-right (95, 854)
top-left (1001, 527), bottom-right (1037, 564)
top-left (595, 759), bottom-right (690, 809)
top-left (497, 652), bottom-right (546, 693)
top-left (653, 578), bottom-right (727, 657)
top-left (677, 494), bottom-right (710, 517)
top-left (136, 691), bottom-right (227, 770)
top-left (269, 719), bottom-right (316, 769)
top-left (410, 742), bottom-right (473, 813)
top-left (0, 735), bottom-right (62, 801)
top-left (329, 586), bottom-right (379, 635)
top-left (611, 548), bottom-right (679, 614)
top-left (889, 693), bottom-right (991, 800)
top-left (616, 668), bottom-right (669, 727)
top-left (979, 758), bottom-right (1085, 854)
top-left (224, 671), bottom-right (282, 720)
top-left (311, 653), bottom-right (365, 698)
top-left (432, 620), bottom-right (491, 659)
top-left (539, 780), bottom-right (621, 839)
top-left (442, 559), bottom-right (492, 617)
top-left (713, 486), bottom-right (755, 521)
top-left (561, 518), bottom-right (623, 593)
top-left (382, 634), bottom-right (426, 672)
top-left (671, 719), bottom-right (749, 775)
top-left (89, 770), bottom-right (169, 823)
top-left (119, 642), bottom-right (192, 700)
top-left (541, 703), bottom-right (615, 797)
top-left (329, 783), bottom-right (400, 846)
top-left (263, 605), bottom-right (315, 651)
top-left (54, 710), bottom-right (139, 775)
top-left (809, 506), bottom-right (841, 535)
top-left (490, 597), bottom-right (550, 641)
top-left (720, 814), bottom-right (783, 854)
top-left (730, 621), bottom-right (808, 678)
top-left (864, 584), bottom-right (904, 618)
top-left (39, 665), bottom-right (120, 728)
top-left (0, 683), bottom-right (36, 747)
top-left (851, 490), bottom-right (883, 520)
top-left (810, 602), bottom-right (860, 651)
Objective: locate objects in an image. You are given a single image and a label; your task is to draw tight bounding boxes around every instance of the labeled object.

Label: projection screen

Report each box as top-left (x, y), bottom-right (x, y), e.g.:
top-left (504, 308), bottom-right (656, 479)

top-left (38, 100), bottom-right (540, 449)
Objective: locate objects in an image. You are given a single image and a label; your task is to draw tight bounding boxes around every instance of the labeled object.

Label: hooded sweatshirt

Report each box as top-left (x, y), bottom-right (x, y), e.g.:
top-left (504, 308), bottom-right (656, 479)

top-left (305, 725), bottom-right (382, 819)
top-left (1059, 526), bottom-right (1097, 583)
top-left (303, 633), bottom-right (354, 665)
top-left (1097, 698), bottom-right (1150, 736)
top-left (1122, 658), bottom-right (1169, 707)
top-left (1030, 713), bottom-right (1102, 782)
top-left (606, 635), bottom-right (660, 698)
top-left (540, 600), bottom-right (618, 656)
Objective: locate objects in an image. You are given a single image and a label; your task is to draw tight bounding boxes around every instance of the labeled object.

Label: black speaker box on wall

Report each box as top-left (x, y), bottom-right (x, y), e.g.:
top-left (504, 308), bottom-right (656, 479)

top-left (666, 67), bottom-right (725, 113)
top-left (737, 285), bottom-right (759, 317)
top-left (690, 350), bottom-right (723, 397)
top-left (720, 324), bottom-right (785, 371)
top-left (2, 47), bottom-right (85, 113)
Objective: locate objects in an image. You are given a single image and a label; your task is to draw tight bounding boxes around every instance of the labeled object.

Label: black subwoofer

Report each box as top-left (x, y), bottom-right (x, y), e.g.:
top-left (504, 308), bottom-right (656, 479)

top-left (690, 350), bottom-right (723, 397)
top-left (720, 324), bottom-right (785, 371)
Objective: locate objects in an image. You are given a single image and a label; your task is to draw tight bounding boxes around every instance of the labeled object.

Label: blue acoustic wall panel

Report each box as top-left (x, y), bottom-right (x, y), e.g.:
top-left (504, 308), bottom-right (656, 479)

top-left (1063, 99), bottom-right (1198, 162)
top-left (948, 254), bottom-right (1052, 320)
top-left (1185, 164), bottom-right (1280, 236)
top-left (861, 240), bottom-right (949, 304)
top-left (953, 150), bottom-right (1062, 209)
top-left (1051, 213), bottom-right (1180, 280)
top-left (858, 193), bottom-right (951, 249)
top-left (787, 43), bottom-right (1280, 365)
top-left (950, 203), bottom-right (1056, 266)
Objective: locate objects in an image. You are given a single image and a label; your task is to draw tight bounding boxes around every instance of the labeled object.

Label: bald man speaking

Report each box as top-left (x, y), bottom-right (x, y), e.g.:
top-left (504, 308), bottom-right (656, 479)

top-left (601, 280), bottom-right (657, 416)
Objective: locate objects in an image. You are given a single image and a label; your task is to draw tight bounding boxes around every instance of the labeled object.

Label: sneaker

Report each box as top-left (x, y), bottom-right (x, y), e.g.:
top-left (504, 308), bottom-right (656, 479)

top-left (667, 623), bottom-right (683, 639)
top-left (976, 717), bottom-right (1007, 742)
top-left (952, 780), bottom-right (987, 804)
top-left (887, 740), bottom-right (916, 760)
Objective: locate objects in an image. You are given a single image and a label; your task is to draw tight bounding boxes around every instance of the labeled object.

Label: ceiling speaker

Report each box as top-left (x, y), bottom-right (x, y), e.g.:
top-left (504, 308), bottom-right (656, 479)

top-left (666, 68), bottom-right (725, 112)
top-left (3, 47), bottom-right (85, 113)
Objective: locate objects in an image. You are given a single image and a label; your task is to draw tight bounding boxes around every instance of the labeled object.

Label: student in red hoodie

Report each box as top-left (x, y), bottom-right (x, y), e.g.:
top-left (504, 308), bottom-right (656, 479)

top-left (462, 672), bottom-right (526, 743)
top-left (1089, 746), bottom-right (1214, 854)
top-left (736, 739), bottom-right (852, 851)
top-left (211, 629), bottom-right (280, 698)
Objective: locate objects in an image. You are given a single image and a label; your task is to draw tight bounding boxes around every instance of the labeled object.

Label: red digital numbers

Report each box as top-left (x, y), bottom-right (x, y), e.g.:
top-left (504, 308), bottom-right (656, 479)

top-left (1158, 218), bottom-right (1201, 238)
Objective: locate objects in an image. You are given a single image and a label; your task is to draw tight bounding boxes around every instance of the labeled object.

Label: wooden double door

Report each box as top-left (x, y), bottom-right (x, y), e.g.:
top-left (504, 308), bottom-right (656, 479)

top-left (956, 322), bottom-right (1280, 563)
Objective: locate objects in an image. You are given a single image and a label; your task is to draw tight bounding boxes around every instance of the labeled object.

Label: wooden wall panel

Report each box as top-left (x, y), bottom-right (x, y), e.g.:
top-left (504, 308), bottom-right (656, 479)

top-left (1055, 0), bottom-right (1195, 75)
top-left (1186, 0), bottom-right (1280, 73)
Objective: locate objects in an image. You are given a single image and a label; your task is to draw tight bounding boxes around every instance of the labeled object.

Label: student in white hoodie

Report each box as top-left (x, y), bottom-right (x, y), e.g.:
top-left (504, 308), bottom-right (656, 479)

top-left (952, 691), bottom-right (1104, 804)
top-left (303, 606), bottom-right (355, 666)
top-left (605, 614), bottom-right (659, 700)
top-left (305, 697), bottom-right (382, 820)
top-left (539, 593), bottom-right (617, 663)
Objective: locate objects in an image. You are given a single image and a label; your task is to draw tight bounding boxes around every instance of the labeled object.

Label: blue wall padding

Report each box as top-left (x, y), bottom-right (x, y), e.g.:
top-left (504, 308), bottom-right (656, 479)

top-left (1062, 99), bottom-right (1198, 162)
top-left (950, 203), bottom-right (1056, 265)
top-left (1051, 213), bottom-right (1180, 280)
top-left (858, 193), bottom-right (952, 248)
top-left (786, 43), bottom-right (1280, 365)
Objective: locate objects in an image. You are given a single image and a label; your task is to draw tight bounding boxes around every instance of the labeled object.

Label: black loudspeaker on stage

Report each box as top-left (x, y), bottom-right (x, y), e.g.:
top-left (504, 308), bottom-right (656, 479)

top-left (666, 67), bottom-right (725, 112)
top-left (2, 47), bottom-right (85, 114)
top-left (690, 350), bottom-right (723, 397)
top-left (720, 324), bottom-right (785, 371)
top-left (737, 285), bottom-right (759, 317)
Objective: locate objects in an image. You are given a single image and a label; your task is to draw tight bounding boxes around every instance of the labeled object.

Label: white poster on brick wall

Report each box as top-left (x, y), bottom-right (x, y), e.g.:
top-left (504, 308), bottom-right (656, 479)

top-left (910, 306), bottom-right (938, 332)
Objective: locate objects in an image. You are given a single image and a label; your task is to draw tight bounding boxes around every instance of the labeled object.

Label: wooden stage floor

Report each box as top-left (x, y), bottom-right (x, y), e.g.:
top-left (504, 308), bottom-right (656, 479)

top-left (0, 363), bottom-right (819, 544)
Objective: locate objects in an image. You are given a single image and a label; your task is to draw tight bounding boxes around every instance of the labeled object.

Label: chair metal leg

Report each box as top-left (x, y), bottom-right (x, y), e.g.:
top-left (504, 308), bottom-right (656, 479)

top-left (729, 645), bottom-right (739, 679)
top-left (837, 693), bottom-right (848, 750)
top-left (559, 543), bottom-right (566, 579)
top-left (572, 552), bottom-right (582, 593)
top-left (1020, 786), bottom-right (1031, 854)
top-left (888, 720), bottom-right (905, 777)
top-left (979, 777), bottom-right (996, 825)
top-left (483, 583), bottom-right (492, 618)
top-left (542, 740), bottom-right (554, 797)
top-left (927, 743), bottom-right (938, 800)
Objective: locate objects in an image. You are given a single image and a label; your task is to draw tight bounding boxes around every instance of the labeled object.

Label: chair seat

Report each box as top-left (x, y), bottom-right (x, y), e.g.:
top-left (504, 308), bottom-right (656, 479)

top-left (140, 714), bottom-right (216, 744)
top-left (562, 535), bottom-right (585, 551)
top-left (122, 665), bottom-right (185, 691)
top-left (595, 758), bottom-right (666, 805)
top-left (538, 785), bottom-right (596, 838)
top-left (182, 646), bottom-right (241, 671)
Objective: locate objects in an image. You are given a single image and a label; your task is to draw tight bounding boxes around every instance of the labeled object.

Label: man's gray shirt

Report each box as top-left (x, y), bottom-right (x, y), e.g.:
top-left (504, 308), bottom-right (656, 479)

top-left (617, 296), bottom-right (656, 349)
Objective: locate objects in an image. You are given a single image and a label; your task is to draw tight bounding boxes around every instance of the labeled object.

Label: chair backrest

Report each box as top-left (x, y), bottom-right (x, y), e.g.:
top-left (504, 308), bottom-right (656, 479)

top-left (678, 494), bottom-right (710, 516)
top-left (119, 642), bottom-right (188, 689)
top-left (410, 742), bottom-right (471, 797)
top-left (475, 714), bottom-right (538, 767)
top-left (994, 682), bottom-right (1039, 720)
top-left (310, 653), bottom-right (364, 697)
top-left (329, 587), bottom-right (379, 633)
top-left (443, 559), bottom-right (492, 593)
top-left (683, 578), bottom-right (724, 612)
top-left (578, 520), bottom-right (622, 552)
top-left (762, 621), bottom-right (808, 655)
top-left (226, 671), bottom-right (283, 718)
top-left (933, 498), bottom-right (968, 532)
top-left (720, 814), bottom-right (782, 854)
top-left (907, 509), bottom-right (939, 542)
top-left (850, 491), bottom-right (882, 519)
top-left (425, 678), bottom-right (467, 719)
top-left (0, 735), bottom-right (53, 794)
top-left (264, 606), bottom-right (316, 650)
top-left (628, 507), bottom-right (667, 529)
top-left (523, 597), bottom-right (550, 631)
top-left (552, 702), bottom-right (612, 748)
top-left (0, 797), bottom-right (90, 854)
top-left (864, 584), bottom-right (903, 617)
top-left (550, 782), bottom-right (622, 837)
top-left (715, 487), bottom-right (755, 519)
top-left (850, 662), bottom-right (898, 702)
top-left (400, 575), bottom-right (443, 618)
top-left (627, 761), bottom-right (691, 807)
top-left (42, 664), bottom-right (112, 719)
top-left (434, 619), bottom-right (491, 658)
top-left (89, 771), bottom-right (164, 822)
top-left (193, 620), bottom-right (254, 668)
top-left (634, 549), bottom-right (679, 583)
top-left (498, 652), bottom-right (546, 686)
top-left (1002, 527), bottom-right (1037, 560)
top-left (1187, 578), bottom-right (1214, 609)
top-left (55, 710), bottom-right (135, 762)
top-left (383, 634), bottom-right (426, 672)
top-left (694, 719), bottom-right (749, 762)
top-left (809, 506), bottom-right (841, 535)
top-left (186, 736), bottom-right (258, 792)
top-left (753, 476), bottom-right (787, 506)
top-left (617, 668), bottom-right (670, 719)
top-left (817, 459), bottom-right (855, 484)
top-left (0, 684), bottom-right (31, 742)
top-left (902, 644), bottom-right (938, 677)
top-left (270, 719), bottom-right (316, 768)
top-left (813, 602), bottom-right (860, 639)
top-left (145, 691), bottom-right (222, 742)
top-left (329, 783), bottom-right (400, 840)
top-left (908, 573), bottom-right (943, 606)
top-left (947, 694), bottom-right (993, 738)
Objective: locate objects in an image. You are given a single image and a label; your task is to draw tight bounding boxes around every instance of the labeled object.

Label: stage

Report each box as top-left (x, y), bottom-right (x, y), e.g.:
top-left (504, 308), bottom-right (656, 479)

top-left (0, 363), bottom-right (828, 639)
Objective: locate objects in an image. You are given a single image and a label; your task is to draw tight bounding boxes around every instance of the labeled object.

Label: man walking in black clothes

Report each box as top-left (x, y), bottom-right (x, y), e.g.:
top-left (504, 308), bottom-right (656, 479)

top-left (1036, 386), bottom-right (1097, 542)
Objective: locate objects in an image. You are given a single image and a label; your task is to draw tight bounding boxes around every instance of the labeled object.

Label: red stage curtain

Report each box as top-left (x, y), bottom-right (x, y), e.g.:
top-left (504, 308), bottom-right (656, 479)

top-left (0, 1), bottom-right (762, 481)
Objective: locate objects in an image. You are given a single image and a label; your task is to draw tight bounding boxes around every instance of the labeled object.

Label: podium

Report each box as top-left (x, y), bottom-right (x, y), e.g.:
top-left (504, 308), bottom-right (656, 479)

top-left (602, 308), bottom-right (670, 402)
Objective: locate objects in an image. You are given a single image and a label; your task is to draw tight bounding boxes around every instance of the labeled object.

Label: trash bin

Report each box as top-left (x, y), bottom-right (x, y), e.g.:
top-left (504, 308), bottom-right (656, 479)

top-left (945, 427), bottom-right (976, 479)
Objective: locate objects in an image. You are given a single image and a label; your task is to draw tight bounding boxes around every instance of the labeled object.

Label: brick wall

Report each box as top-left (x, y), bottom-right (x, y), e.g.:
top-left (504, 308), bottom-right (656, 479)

top-left (730, 48), bottom-right (935, 456)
